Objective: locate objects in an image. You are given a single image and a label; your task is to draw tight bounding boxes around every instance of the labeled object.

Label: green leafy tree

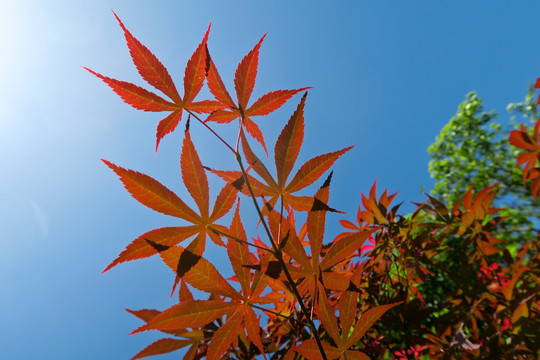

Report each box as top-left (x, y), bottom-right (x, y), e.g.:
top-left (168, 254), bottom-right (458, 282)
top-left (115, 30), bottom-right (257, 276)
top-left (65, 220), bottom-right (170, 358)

top-left (427, 88), bottom-right (540, 245)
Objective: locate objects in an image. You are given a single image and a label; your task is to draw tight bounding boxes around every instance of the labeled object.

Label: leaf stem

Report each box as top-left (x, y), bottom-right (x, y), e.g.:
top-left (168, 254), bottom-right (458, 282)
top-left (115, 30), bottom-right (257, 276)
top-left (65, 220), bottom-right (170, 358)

top-left (208, 226), bottom-right (274, 253)
top-left (248, 303), bottom-right (300, 324)
top-left (186, 109), bottom-right (236, 153)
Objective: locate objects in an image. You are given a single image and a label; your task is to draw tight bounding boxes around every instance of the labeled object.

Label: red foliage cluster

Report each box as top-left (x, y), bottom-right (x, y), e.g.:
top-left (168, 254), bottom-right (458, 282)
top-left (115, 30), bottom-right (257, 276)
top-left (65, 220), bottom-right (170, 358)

top-left (509, 79), bottom-right (540, 199)
top-left (87, 12), bottom-right (539, 359)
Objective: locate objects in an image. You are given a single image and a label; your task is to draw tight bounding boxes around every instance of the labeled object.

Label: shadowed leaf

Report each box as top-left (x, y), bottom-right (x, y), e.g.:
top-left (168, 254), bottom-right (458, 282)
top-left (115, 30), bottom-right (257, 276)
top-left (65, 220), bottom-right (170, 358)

top-left (176, 249), bottom-right (202, 278)
top-left (102, 226), bottom-right (198, 273)
top-left (346, 302), bottom-right (402, 347)
top-left (294, 339), bottom-right (341, 360)
top-left (160, 246), bottom-right (240, 299)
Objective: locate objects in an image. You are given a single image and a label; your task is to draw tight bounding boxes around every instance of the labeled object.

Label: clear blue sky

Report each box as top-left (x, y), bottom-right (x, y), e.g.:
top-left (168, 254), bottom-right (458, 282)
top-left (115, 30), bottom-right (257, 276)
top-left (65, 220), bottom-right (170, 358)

top-left (2, 1), bottom-right (540, 359)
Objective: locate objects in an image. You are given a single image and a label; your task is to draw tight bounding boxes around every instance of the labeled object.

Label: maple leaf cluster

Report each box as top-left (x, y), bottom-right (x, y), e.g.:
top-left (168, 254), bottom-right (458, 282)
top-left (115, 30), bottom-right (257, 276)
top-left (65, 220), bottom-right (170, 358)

top-left (88, 12), bottom-right (540, 360)
top-left (509, 78), bottom-right (540, 199)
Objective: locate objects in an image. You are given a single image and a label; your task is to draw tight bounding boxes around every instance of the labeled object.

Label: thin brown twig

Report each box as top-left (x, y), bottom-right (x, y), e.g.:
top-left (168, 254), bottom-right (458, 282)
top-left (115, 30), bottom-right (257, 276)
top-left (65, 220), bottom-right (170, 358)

top-left (186, 109), bottom-right (235, 153)
top-left (208, 226), bottom-right (274, 253)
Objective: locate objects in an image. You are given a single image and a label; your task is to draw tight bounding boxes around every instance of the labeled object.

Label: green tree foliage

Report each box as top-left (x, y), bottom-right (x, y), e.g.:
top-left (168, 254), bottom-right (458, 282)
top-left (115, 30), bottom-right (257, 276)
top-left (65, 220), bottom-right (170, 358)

top-left (428, 88), bottom-right (540, 245)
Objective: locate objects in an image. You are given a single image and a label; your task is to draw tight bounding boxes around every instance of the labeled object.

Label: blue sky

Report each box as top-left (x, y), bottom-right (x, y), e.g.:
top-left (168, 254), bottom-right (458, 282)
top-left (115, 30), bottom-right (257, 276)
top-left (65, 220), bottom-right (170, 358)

top-left (2, 1), bottom-right (540, 359)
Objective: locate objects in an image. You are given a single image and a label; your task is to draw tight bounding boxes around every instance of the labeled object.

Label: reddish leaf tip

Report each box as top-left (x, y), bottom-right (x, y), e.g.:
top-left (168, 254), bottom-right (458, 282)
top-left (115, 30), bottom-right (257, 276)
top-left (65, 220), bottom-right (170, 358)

top-left (112, 10), bottom-right (126, 30)
top-left (321, 171), bottom-right (333, 189)
top-left (129, 327), bottom-right (144, 335)
top-left (205, 22), bottom-right (212, 40)
top-left (82, 66), bottom-right (100, 77)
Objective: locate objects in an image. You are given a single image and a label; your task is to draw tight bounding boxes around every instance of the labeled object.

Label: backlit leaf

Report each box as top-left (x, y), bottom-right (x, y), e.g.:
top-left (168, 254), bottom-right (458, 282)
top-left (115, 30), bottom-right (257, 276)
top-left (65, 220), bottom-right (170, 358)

top-left (188, 100), bottom-right (226, 114)
top-left (206, 53), bottom-right (237, 108)
top-left (184, 24), bottom-right (210, 106)
top-left (131, 300), bottom-right (234, 333)
top-left (205, 109), bottom-right (239, 123)
top-left (227, 203), bottom-right (252, 295)
top-left (209, 183), bottom-right (238, 222)
top-left (112, 11), bottom-right (181, 103)
top-left (241, 131), bottom-right (277, 187)
top-left (159, 246), bottom-right (241, 299)
top-left (338, 291), bottom-right (357, 341)
top-left (274, 93), bottom-right (306, 187)
top-left (83, 68), bottom-right (177, 111)
top-left (247, 88), bottom-right (310, 117)
top-left (315, 288), bottom-right (340, 344)
top-left (102, 226), bottom-right (199, 273)
top-left (286, 146), bottom-right (354, 193)
top-left (126, 308), bottom-right (161, 323)
top-left (156, 110), bottom-right (184, 152)
top-left (131, 338), bottom-right (192, 360)
top-left (181, 130), bottom-right (210, 218)
top-left (179, 280), bottom-right (194, 302)
top-left (102, 159), bottom-right (199, 222)
top-left (234, 34), bottom-right (266, 110)
top-left (242, 306), bottom-right (266, 359)
top-left (308, 174), bottom-right (332, 262)
top-left (243, 116), bottom-right (268, 155)
top-left (320, 231), bottom-right (372, 271)
top-left (206, 309), bottom-right (243, 360)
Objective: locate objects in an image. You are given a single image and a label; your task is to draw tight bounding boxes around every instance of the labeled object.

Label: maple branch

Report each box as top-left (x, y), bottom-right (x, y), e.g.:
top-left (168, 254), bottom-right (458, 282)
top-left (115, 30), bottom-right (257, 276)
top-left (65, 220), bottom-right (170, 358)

top-left (248, 303), bottom-right (301, 324)
top-left (235, 152), bottom-right (329, 360)
top-left (208, 226), bottom-right (274, 253)
top-left (186, 109), bottom-right (236, 153)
